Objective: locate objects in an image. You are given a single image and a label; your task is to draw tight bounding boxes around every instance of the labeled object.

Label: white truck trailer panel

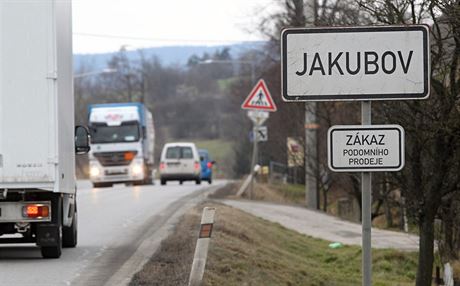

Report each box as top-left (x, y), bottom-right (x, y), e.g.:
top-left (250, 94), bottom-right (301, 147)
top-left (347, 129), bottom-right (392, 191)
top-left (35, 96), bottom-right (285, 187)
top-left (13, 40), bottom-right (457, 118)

top-left (0, 0), bottom-right (75, 193)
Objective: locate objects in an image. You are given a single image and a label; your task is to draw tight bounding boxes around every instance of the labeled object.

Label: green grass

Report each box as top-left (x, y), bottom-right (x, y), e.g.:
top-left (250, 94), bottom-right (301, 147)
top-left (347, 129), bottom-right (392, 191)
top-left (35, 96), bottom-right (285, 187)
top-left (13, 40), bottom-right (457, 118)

top-left (271, 183), bottom-right (306, 204)
top-left (217, 77), bottom-right (239, 91)
top-left (204, 203), bottom-right (418, 286)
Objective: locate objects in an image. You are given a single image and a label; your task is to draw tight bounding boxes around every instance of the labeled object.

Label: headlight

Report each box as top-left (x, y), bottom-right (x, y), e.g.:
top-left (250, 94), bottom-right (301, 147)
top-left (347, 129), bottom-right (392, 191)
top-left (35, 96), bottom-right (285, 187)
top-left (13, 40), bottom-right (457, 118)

top-left (131, 164), bottom-right (143, 176)
top-left (90, 166), bottom-right (100, 177)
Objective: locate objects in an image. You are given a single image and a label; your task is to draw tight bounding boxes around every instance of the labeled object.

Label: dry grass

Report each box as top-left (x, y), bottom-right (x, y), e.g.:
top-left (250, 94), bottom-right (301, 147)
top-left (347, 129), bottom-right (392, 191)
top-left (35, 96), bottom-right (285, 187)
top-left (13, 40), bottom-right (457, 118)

top-left (452, 260), bottom-right (460, 281)
top-left (236, 182), bottom-right (305, 205)
top-left (129, 207), bottom-right (202, 286)
top-left (208, 182), bottom-right (239, 199)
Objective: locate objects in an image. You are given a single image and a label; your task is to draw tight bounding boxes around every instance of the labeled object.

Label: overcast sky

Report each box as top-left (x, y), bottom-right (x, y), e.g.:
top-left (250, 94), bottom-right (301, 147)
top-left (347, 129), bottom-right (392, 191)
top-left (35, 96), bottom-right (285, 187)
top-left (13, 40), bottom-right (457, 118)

top-left (72, 0), bottom-right (275, 54)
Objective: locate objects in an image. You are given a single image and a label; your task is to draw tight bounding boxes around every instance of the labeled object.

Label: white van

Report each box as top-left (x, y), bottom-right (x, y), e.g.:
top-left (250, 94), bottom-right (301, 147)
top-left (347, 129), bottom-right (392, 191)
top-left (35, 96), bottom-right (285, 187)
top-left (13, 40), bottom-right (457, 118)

top-left (159, 143), bottom-right (202, 185)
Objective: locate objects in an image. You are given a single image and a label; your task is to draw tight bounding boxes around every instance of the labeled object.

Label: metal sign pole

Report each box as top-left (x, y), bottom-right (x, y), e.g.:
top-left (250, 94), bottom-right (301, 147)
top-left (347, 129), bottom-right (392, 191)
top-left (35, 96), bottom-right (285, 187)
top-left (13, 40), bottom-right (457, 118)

top-left (361, 101), bottom-right (372, 286)
top-left (250, 122), bottom-right (259, 199)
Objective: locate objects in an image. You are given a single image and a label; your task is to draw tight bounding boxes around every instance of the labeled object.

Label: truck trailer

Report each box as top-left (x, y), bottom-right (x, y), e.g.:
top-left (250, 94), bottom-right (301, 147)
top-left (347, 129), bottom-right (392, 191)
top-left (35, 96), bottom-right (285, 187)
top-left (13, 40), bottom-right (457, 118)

top-left (88, 103), bottom-right (155, 187)
top-left (0, 0), bottom-right (90, 258)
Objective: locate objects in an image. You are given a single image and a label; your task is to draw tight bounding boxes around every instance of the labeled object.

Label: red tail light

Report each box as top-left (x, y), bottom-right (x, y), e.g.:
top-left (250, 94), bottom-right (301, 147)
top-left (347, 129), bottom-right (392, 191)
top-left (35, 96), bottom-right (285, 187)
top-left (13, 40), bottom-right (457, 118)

top-left (194, 162), bottom-right (200, 170)
top-left (160, 162), bottom-right (165, 170)
top-left (23, 204), bottom-right (50, 218)
top-left (207, 162), bottom-right (213, 168)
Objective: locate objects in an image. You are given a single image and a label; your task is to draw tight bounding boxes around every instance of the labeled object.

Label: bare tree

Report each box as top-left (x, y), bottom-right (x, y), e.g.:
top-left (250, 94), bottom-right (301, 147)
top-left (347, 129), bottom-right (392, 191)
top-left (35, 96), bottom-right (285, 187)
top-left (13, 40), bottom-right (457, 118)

top-left (257, 0), bottom-right (460, 284)
top-left (358, 1), bottom-right (460, 284)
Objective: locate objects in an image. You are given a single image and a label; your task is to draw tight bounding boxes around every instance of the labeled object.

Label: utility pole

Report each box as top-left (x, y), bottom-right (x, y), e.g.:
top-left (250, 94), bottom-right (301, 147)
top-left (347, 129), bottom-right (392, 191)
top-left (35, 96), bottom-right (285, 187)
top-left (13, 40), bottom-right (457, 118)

top-left (305, 103), bottom-right (319, 209)
top-left (305, 0), bottom-right (319, 209)
top-left (139, 50), bottom-right (147, 104)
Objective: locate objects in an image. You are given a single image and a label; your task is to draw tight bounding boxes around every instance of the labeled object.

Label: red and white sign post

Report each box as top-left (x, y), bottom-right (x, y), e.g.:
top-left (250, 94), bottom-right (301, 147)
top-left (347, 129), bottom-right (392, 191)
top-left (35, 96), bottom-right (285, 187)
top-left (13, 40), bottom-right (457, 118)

top-left (241, 79), bottom-right (277, 198)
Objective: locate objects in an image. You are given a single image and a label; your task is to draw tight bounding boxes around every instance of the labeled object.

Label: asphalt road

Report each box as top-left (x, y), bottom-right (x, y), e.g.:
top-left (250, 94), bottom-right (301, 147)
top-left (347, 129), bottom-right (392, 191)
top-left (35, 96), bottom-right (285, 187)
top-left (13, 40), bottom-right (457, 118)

top-left (0, 180), bottom-right (224, 286)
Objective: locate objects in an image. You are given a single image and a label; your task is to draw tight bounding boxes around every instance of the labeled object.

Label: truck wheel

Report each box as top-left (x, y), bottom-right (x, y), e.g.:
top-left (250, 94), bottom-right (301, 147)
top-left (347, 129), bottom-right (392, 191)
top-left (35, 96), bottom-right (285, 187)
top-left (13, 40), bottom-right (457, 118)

top-left (144, 165), bottom-right (154, 185)
top-left (93, 183), bottom-right (104, 188)
top-left (63, 206), bottom-right (77, 248)
top-left (179, 180), bottom-right (183, 185)
top-left (160, 179), bottom-right (166, 185)
top-left (196, 179), bottom-right (201, 185)
top-left (208, 178), bottom-right (212, 184)
top-left (41, 243), bottom-right (62, 258)
top-left (40, 224), bottom-right (62, 258)
top-left (144, 177), bottom-right (154, 185)
top-left (40, 196), bottom-right (62, 258)
top-left (93, 182), bottom-right (112, 188)
top-left (133, 180), bottom-right (144, 186)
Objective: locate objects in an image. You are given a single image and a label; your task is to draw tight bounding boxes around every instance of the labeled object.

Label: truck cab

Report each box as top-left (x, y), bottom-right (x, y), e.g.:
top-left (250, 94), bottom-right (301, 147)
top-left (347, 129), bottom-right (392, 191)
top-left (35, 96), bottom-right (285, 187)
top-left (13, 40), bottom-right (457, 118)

top-left (88, 103), bottom-right (155, 187)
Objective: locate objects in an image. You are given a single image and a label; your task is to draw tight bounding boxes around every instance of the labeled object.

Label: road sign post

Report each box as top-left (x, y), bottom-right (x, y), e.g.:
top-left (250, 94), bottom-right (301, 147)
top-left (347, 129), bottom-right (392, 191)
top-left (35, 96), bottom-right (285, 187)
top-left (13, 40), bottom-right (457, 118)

top-left (250, 122), bottom-right (259, 199)
top-left (327, 118), bottom-right (405, 286)
top-left (361, 101), bottom-right (372, 286)
top-left (281, 25), bottom-right (429, 286)
top-left (242, 79), bottom-right (277, 198)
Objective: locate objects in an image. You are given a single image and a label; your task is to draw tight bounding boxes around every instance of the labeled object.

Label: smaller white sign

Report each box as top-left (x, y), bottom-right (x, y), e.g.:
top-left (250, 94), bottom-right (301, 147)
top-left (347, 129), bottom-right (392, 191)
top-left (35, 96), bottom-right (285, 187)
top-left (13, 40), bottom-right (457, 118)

top-left (249, 126), bottom-right (268, 142)
top-left (248, 110), bottom-right (269, 125)
top-left (328, 125), bottom-right (404, 172)
top-left (256, 126), bottom-right (268, 142)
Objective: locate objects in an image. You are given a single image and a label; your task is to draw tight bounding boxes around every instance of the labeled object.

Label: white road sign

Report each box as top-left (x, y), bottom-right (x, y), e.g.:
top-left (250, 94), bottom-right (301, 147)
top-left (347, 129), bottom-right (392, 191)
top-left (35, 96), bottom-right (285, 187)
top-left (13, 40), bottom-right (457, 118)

top-left (247, 110), bottom-right (269, 125)
top-left (327, 125), bottom-right (405, 172)
top-left (256, 126), bottom-right (268, 142)
top-left (281, 25), bottom-right (430, 101)
top-left (249, 126), bottom-right (268, 142)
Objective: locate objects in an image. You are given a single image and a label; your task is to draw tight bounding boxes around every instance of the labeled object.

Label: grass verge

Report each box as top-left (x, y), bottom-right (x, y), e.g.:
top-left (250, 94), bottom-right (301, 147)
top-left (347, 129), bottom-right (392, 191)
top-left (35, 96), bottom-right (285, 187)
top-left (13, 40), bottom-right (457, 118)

top-left (270, 183), bottom-right (305, 204)
top-left (130, 202), bottom-right (417, 286)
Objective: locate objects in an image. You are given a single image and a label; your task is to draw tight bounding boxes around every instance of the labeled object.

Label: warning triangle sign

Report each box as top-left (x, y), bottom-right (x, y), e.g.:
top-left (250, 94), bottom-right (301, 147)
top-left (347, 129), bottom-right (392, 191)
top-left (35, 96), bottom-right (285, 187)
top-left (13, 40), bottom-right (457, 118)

top-left (241, 79), bottom-right (277, 112)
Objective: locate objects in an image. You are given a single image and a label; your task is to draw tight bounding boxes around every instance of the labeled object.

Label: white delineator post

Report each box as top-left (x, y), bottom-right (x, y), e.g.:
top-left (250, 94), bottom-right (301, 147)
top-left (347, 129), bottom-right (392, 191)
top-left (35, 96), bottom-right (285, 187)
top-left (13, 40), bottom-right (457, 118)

top-left (188, 207), bottom-right (216, 286)
top-left (361, 101), bottom-right (372, 286)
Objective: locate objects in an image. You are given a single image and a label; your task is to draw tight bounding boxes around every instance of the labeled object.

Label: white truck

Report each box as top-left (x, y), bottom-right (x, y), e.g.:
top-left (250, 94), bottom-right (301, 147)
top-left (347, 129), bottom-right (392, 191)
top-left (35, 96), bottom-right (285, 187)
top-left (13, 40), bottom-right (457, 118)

top-left (0, 0), bottom-right (90, 258)
top-left (88, 103), bottom-right (155, 187)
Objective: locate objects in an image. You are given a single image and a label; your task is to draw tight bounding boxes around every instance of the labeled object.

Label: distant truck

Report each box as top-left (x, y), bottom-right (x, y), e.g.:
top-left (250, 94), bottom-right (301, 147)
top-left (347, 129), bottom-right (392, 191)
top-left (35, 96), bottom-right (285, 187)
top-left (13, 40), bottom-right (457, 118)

top-left (0, 0), bottom-right (90, 258)
top-left (88, 103), bottom-right (155, 187)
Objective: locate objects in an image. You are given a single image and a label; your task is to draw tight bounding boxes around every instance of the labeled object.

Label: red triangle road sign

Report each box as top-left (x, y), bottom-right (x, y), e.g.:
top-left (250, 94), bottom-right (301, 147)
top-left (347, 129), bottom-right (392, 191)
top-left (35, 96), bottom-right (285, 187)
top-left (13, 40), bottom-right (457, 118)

top-left (241, 79), bottom-right (277, 112)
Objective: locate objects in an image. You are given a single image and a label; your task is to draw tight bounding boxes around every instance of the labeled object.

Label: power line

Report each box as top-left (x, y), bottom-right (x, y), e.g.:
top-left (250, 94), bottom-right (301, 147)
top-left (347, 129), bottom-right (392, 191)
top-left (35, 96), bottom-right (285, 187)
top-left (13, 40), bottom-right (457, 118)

top-left (73, 32), bottom-right (262, 44)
